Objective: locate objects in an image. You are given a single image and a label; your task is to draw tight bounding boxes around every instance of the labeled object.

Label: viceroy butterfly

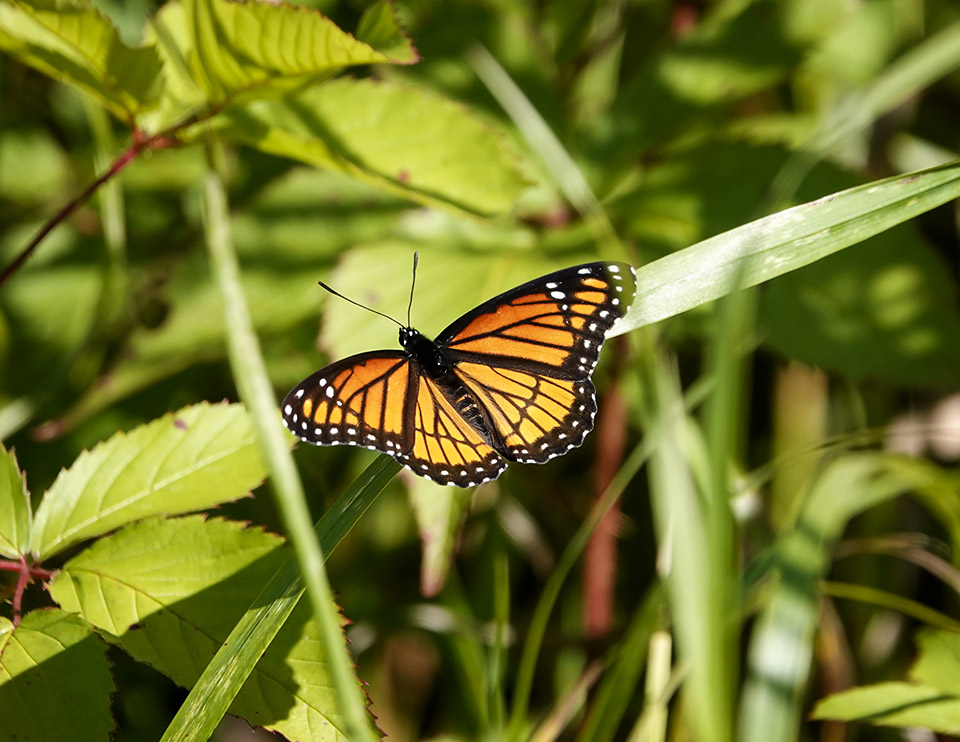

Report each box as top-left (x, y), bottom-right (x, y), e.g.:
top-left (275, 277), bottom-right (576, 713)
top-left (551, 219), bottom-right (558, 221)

top-left (282, 259), bottom-right (636, 487)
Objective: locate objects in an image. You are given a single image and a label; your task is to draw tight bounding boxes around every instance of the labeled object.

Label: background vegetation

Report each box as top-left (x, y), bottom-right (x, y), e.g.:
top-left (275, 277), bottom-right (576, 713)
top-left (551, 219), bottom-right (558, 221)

top-left (2, 0), bottom-right (960, 740)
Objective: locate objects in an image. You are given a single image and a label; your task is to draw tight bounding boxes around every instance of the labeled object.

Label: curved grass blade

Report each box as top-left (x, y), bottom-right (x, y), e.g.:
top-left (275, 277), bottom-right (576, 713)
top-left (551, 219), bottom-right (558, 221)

top-left (614, 161), bottom-right (960, 335)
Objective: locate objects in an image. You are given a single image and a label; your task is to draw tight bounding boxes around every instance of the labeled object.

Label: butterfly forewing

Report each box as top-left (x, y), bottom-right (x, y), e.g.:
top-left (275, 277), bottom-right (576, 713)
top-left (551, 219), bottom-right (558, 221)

top-left (282, 351), bottom-right (414, 454)
top-left (438, 262), bottom-right (636, 379)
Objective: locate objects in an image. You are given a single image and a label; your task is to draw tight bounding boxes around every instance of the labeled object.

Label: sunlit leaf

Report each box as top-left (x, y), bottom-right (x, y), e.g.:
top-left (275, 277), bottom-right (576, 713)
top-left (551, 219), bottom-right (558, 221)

top-left (0, 0), bottom-right (161, 122)
top-left (0, 610), bottom-right (115, 742)
top-left (355, 0), bottom-right (418, 64)
top-left (30, 402), bottom-right (268, 559)
top-left (185, 0), bottom-right (411, 105)
top-left (50, 515), bottom-right (357, 741)
top-left (215, 77), bottom-right (529, 217)
top-left (0, 444), bottom-right (30, 558)
top-left (616, 161), bottom-right (960, 336)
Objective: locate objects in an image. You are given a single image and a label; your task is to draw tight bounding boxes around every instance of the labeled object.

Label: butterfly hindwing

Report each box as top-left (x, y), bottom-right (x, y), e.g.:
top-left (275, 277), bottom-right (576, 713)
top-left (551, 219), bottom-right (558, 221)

top-left (454, 363), bottom-right (598, 463)
top-left (398, 376), bottom-right (506, 486)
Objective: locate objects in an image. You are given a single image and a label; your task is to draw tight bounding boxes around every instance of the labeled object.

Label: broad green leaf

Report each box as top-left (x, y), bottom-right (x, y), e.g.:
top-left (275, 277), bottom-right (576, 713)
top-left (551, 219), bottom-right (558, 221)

top-left (215, 77), bottom-right (529, 217)
top-left (159, 456), bottom-right (398, 742)
top-left (50, 516), bottom-right (354, 741)
top-left (0, 0), bottom-right (161, 122)
top-left (185, 0), bottom-right (412, 105)
top-left (909, 629), bottom-right (960, 695)
top-left (31, 402), bottom-right (268, 559)
top-left (812, 682), bottom-right (960, 732)
top-left (0, 263), bottom-right (101, 397)
top-left (0, 609), bottom-right (114, 742)
top-left (407, 476), bottom-right (471, 597)
top-left (355, 0), bottom-right (418, 64)
top-left (51, 259), bottom-right (328, 431)
top-left (813, 629), bottom-right (960, 733)
top-left (0, 444), bottom-right (30, 558)
top-left (761, 228), bottom-right (960, 385)
top-left (0, 128), bottom-right (69, 204)
top-left (615, 161), bottom-right (960, 336)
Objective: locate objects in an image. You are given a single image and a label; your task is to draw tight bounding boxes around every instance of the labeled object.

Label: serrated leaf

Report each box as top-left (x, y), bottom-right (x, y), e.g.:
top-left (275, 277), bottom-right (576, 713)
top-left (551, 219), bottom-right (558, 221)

top-left (910, 629), bottom-right (960, 695)
top-left (50, 516), bottom-right (354, 741)
top-left (813, 629), bottom-right (960, 734)
top-left (811, 682), bottom-right (960, 732)
top-left (30, 402), bottom-right (268, 560)
top-left (0, 609), bottom-right (115, 742)
top-left (0, 0), bottom-right (162, 122)
top-left (407, 475), bottom-right (470, 597)
top-left (355, 0), bottom-right (418, 64)
top-left (0, 444), bottom-right (30, 558)
top-left (185, 0), bottom-right (410, 105)
top-left (215, 77), bottom-right (529, 217)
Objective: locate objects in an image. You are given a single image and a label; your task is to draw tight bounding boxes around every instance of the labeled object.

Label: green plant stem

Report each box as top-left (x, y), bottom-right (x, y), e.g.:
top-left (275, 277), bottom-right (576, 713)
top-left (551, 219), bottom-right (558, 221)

top-left (198, 149), bottom-right (377, 742)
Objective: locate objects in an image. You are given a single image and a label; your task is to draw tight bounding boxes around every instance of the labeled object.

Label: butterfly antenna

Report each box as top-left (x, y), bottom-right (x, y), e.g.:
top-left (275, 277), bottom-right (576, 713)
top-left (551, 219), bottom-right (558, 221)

top-left (406, 251), bottom-right (419, 328)
top-left (316, 279), bottom-right (404, 328)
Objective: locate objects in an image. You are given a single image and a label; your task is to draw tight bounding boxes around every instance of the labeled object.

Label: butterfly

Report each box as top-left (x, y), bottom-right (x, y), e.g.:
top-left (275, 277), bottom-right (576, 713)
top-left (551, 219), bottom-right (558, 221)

top-left (282, 259), bottom-right (636, 487)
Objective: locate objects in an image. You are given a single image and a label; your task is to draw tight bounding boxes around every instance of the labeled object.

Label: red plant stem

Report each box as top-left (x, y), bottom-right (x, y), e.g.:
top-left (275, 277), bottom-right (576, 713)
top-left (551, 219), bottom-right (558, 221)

top-left (2, 556), bottom-right (56, 626)
top-left (0, 143), bottom-right (144, 286)
top-left (583, 344), bottom-right (629, 639)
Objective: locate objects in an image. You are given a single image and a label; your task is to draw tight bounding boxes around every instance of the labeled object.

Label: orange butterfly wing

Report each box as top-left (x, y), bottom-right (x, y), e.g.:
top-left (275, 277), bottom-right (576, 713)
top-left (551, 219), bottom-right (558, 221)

top-left (283, 261), bottom-right (635, 486)
top-left (282, 352), bottom-right (505, 486)
top-left (438, 262), bottom-right (636, 463)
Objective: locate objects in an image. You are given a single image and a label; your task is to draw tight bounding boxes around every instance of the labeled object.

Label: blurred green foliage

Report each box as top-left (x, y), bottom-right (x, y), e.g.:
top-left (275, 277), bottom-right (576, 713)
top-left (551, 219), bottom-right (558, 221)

top-left (2, 0), bottom-right (960, 740)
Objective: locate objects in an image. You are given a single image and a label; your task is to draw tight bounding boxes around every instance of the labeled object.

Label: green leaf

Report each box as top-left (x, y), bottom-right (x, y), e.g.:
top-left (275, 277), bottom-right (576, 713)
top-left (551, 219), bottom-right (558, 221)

top-left (185, 0), bottom-right (411, 105)
top-left (759, 219), bottom-right (960, 386)
top-left (0, 0), bottom-right (162, 122)
top-left (30, 402), bottom-right (268, 560)
top-left (159, 456), bottom-right (398, 742)
top-left (49, 516), bottom-right (354, 741)
top-left (910, 629), bottom-right (960, 695)
top-left (408, 476), bottom-right (470, 597)
top-left (812, 682), bottom-right (960, 731)
top-left (615, 161), bottom-right (960, 337)
top-left (813, 629), bottom-right (960, 734)
top-left (0, 444), bottom-right (30, 558)
top-left (0, 609), bottom-right (115, 742)
top-left (215, 77), bottom-right (529, 217)
top-left (355, 0), bottom-right (418, 64)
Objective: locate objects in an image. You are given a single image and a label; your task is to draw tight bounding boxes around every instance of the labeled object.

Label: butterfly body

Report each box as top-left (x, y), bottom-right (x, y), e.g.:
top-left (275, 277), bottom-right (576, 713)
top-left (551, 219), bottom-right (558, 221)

top-left (284, 261), bottom-right (636, 487)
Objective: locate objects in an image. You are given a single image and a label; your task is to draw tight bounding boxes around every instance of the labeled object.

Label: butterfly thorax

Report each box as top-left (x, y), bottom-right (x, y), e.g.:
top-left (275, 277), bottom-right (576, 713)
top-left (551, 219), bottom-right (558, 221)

top-left (399, 327), bottom-right (447, 375)
top-left (399, 326), bottom-right (497, 446)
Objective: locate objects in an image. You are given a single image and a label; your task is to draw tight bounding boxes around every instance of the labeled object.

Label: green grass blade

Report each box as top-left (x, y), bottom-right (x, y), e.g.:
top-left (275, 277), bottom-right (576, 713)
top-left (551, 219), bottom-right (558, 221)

top-left (738, 454), bottom-right (927, 742)
top-left (613, 161), bottom-right (960, 334)
top-left (507, 438), bottom-right (649, 739)
top-left (644, 354), bottom-right (716, 742)
top-left (578, 584), bottom-right (665, 742)
top-left (182, 154), bottom-right (377, 741)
